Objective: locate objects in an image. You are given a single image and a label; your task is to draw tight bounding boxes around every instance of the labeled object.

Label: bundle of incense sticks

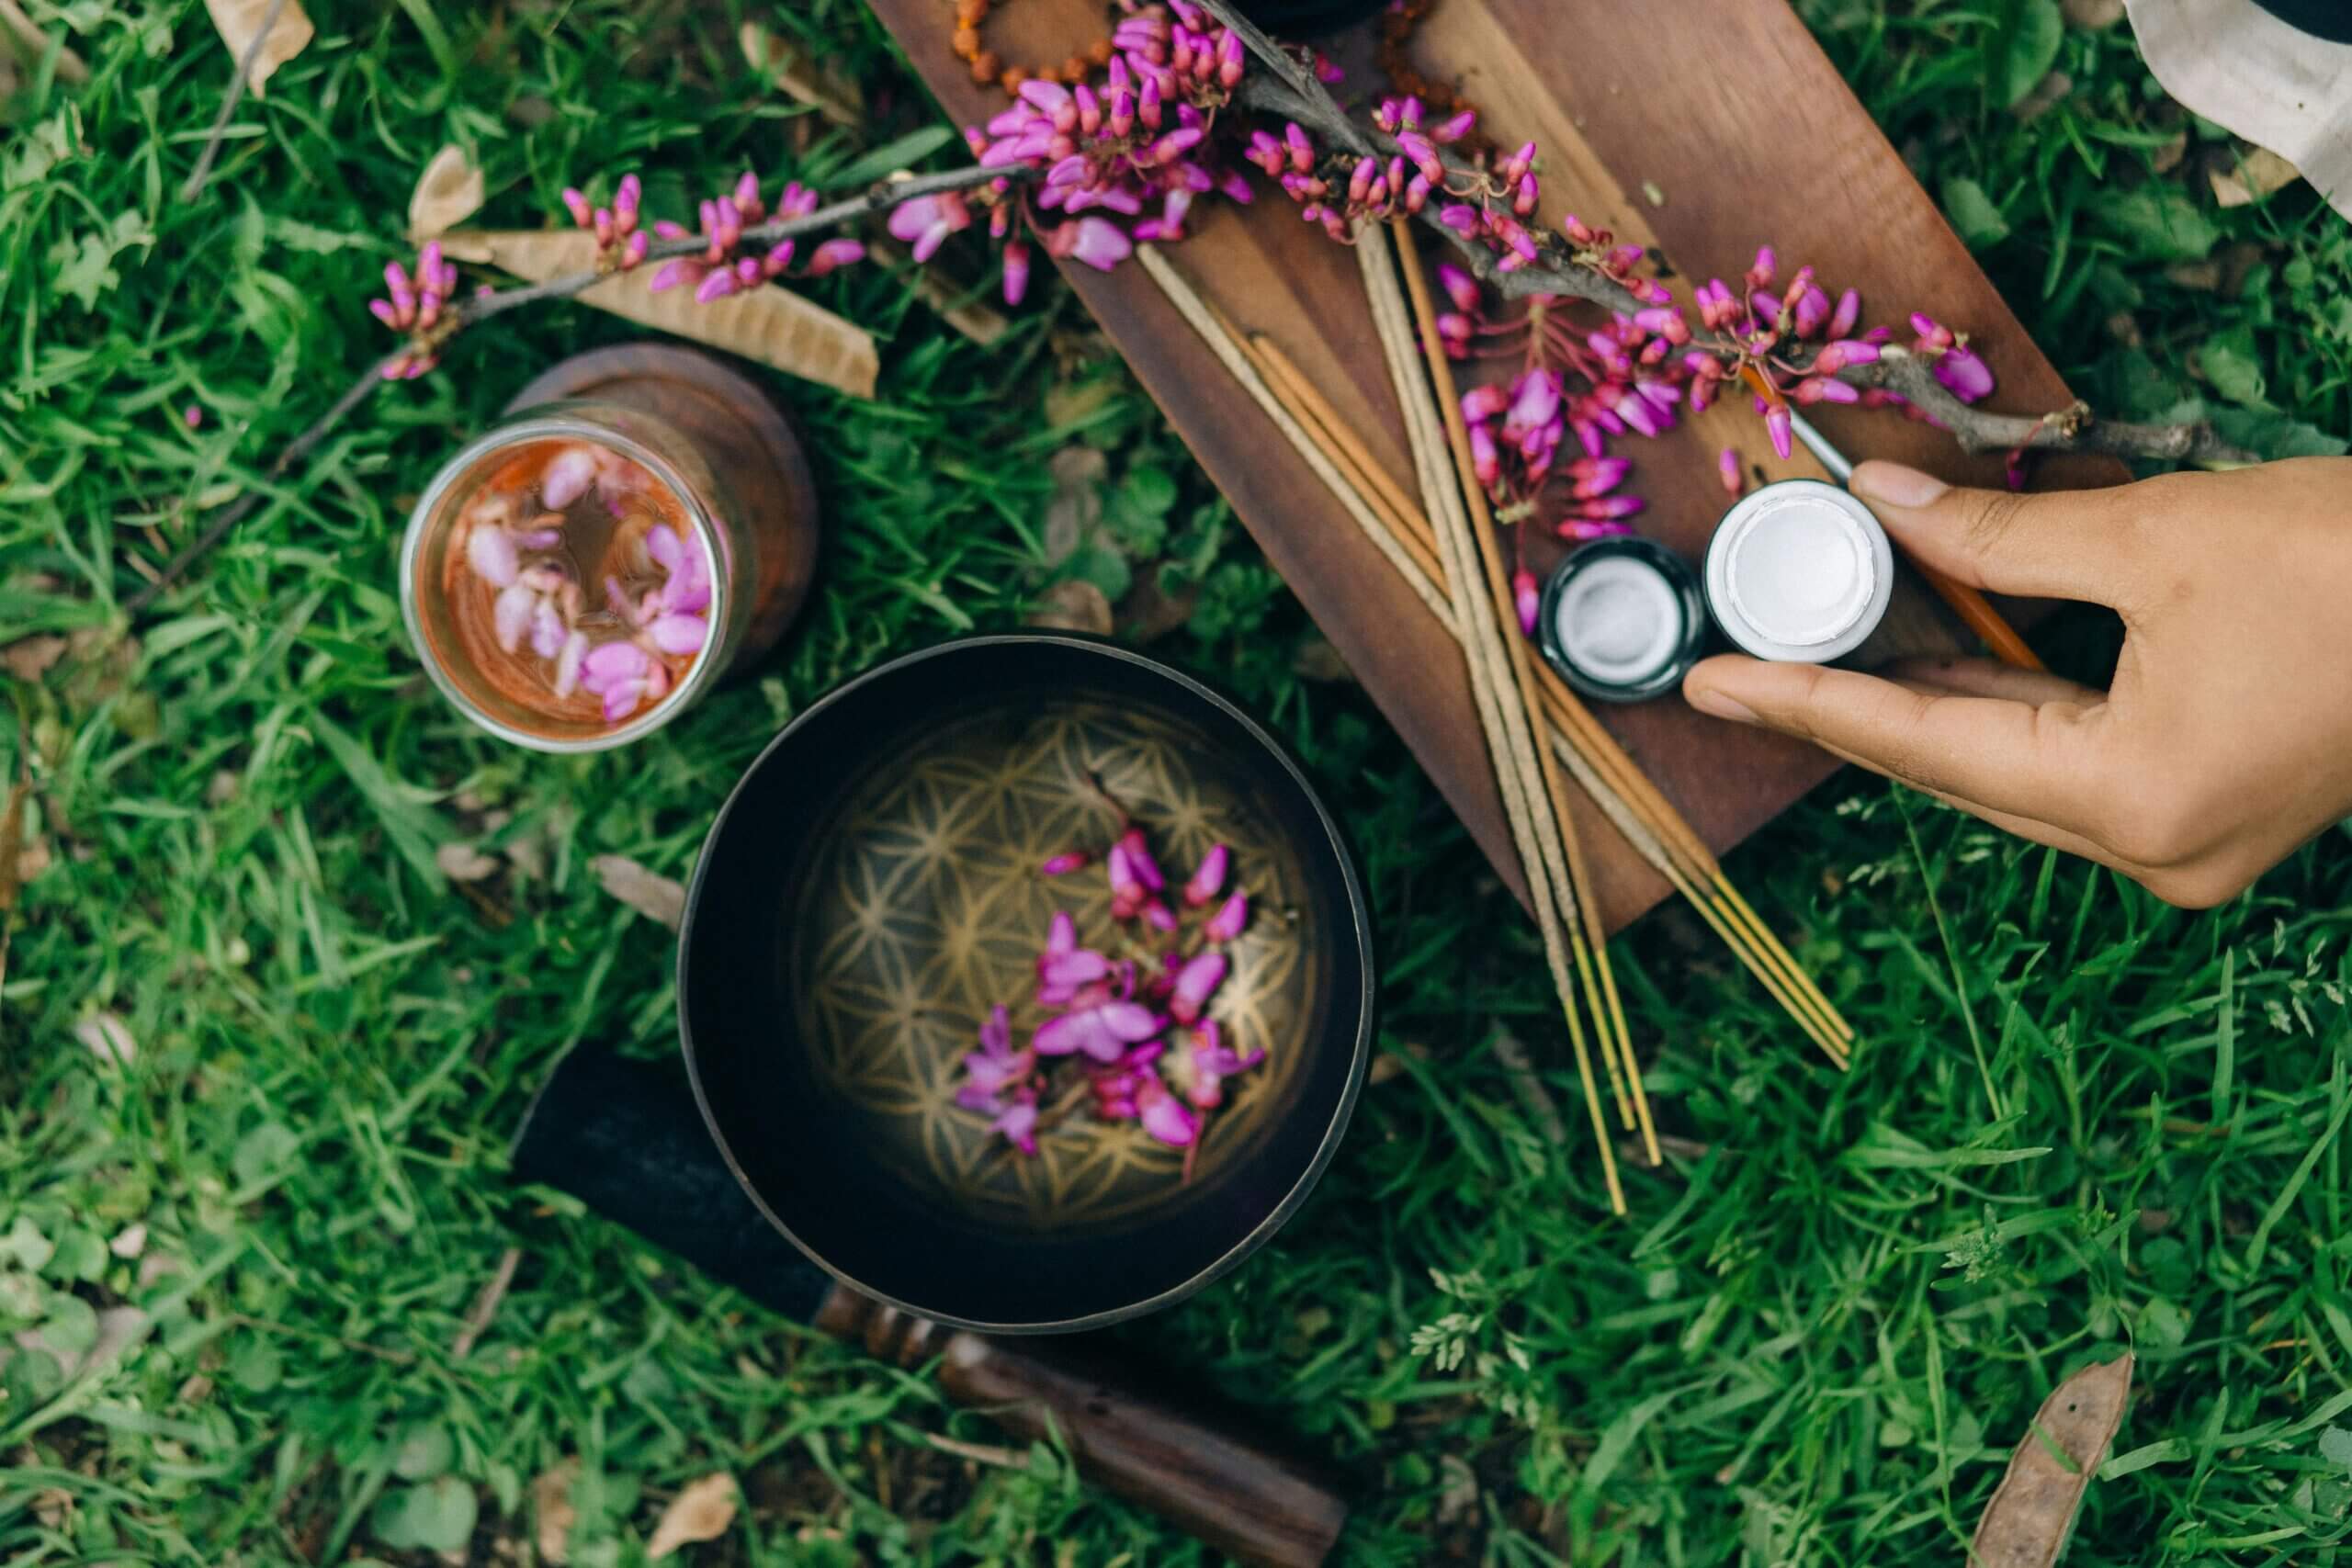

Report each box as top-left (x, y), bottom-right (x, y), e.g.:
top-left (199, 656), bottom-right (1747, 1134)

top-left (1136, 232), bottom-right (1854, 1198)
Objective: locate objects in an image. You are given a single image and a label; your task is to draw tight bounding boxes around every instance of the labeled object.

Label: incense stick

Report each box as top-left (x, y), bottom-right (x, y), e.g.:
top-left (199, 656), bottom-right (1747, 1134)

top-left (1178, 247), bottom-right (1854, 1069)
top-left (1353, 224), bottom-right (1636, 1203)
top-left (1379, 222), bottom-right (1659, 1157)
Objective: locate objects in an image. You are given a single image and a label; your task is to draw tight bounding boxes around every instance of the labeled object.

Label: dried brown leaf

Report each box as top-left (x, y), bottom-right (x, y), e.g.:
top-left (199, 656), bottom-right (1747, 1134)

top-left (0, 776), bottom-right (24, 923)
top-left (2211, 147), bottom-right (2302, 209)
top-left (1118, 568), bottom-right (1198, 644)
top-left (435, 842), bottom-right (501, 883)
top-left (646, 1473), bottom-right (738, 1560)
top-left (438, 230), bottom-right (878, 400)
top-left (0, 0), bottom-right (88, 83)
top-left (1290, 637), bottom-right (1352, 682)
top-left (3, 634), bottom-right (67, 683)
top-left (74, 1011), bottom-right (136, 1067)
top-left (532, 1460), bottom-right (580, 1566)
top-left (409, 144), bottom-right (486, 241)
top-left (739, 19), bottom-right (864, 127)
top-left (866, 237), bottom-right (1009, 345)
top-left (1027, 580), bottom-right (1114, 636)
top-left (591, 853), bottom-right (686, 929)
top-left (201, 0), bottom-right (312, 98)
top-left (1972, 1353), bottom-right (2132, 1568)
top-left (2151, 132), bottom-right (2189, 175)
top-left (2059, 0), bottom-right (2124, 28)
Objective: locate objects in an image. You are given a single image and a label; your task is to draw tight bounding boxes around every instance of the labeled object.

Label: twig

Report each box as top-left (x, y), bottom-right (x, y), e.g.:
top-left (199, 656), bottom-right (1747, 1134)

top-left (1208, 31), bottom-right (2255, 467)
top-left (450, 1245), bottom-right (521, 1359)
top-left (920, 1432), bottom-right (1031, 1469)
top-left (223, 1311), bottom-right (417, 1365)
top-left (124, 351), bottom-right (396, 615)
top-left (179, 0), bottom-right (293, 203)
top-left (125, 162), bottom-right (1027, 614)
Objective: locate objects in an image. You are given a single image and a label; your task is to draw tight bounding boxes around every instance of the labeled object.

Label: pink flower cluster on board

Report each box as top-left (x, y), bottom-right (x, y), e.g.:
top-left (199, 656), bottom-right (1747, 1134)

top-left (959, 0), bottom-right (1264, 304)
top-left (1439, 245), bottom-right (1999, 633)
top-left (457, 445), bottom-right (714, 726)
top-left (955, 826), bottom-right (1258, 1161)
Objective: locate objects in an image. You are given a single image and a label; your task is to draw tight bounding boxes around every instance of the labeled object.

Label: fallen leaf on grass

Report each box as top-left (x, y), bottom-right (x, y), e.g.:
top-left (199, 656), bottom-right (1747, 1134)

top-left (74, 1012), bottom-right (136, 1067)
top-left (1027, 580), bottom-right (1114, 636)
top-left (592, 854), bottom-right (685, 929)
top-left (739, 19), bottom-right (863, 127)
top-left (0, 0), bottom-right (88, 83)
top-left (647, 1473), bottom-right (738, 1560)
top-left (3, 634), bottom-right (67, 682)
top-left (1290, 637), bottom-right (1352, 682)
top-left (2211, 147), bottom-right (2302, 209)
top-left (532, 1461), bottom-right (580, 1565)
top-left (2059, 0), bottom-right (2124, 27)
top-left (435, 842), bottom-right (500, 883)
top-left (201, 0), bottom-right (312, 97)
top-left (1972, 1353), bottom-right (2132, 1568)
top-left (869, 236), bottom-right (1010, 346)
top-left (438, 230), bottom-right (877, 400)
top-left (409, 144), bottom-right (485, 241)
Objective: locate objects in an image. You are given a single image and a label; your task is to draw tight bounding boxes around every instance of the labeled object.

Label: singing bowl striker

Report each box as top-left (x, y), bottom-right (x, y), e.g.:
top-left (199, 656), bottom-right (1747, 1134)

top-left (679, 636), bottom-right (1374, 1333)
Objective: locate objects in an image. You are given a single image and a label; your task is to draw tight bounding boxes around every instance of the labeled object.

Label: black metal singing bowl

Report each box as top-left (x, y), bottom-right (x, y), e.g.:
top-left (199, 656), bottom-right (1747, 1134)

top-left (679, 635), bottom-right (1374, 1333)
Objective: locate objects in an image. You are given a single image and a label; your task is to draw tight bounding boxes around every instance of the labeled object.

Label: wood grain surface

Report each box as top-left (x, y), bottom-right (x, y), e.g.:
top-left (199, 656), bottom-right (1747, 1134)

top-left (862, 0), bottom-right (2125, 929)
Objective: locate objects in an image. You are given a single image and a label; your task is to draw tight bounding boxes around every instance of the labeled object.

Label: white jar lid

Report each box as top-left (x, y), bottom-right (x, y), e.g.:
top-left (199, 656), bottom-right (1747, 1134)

top-left (1703, 479), bottom-right (1894, 663)
top-left (1555, 556), bottom-right (1684, 686)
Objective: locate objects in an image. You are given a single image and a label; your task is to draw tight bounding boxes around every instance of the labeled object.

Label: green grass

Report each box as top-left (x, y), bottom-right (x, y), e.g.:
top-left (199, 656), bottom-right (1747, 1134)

top-left (6, 0), bottom-right (2352, 1562)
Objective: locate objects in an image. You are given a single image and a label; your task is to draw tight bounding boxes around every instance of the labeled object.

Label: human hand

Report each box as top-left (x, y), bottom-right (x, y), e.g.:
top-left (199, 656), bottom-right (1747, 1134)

top-left (1681, 457), bottom-right (2352, 907)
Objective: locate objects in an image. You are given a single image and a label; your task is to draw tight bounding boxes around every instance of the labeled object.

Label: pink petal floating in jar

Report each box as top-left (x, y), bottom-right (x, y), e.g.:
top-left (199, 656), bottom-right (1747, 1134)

top-left (492, 581), bottom-right (537, 653)
top-left (646, 612), bottom-right (706, 657)
top-left (467, 523), bottom-right (519, 588)
top-left (580, 639), bottom-right (650, 694)
top-left (645, 524), bottom-right (685, 576)
top-left (529, 599), bottom-right (567, 660)
top-left (662, 539), bottom-right (712, 615)
top-left (540, 446), bottom-right (599, 510)
top-left (553, 631), bottom-right (588, 697)
top-left (599, 679), bottom-right (649, 723)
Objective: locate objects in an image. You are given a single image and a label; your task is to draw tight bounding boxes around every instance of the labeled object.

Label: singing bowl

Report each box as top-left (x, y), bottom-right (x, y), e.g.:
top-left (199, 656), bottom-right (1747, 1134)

top-left (679, 635), bottom-right (1374, 1333)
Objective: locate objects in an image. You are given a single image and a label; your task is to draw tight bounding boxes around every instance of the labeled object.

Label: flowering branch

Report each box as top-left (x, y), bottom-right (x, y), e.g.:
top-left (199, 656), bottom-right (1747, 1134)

top-left (1219, 45), bottom-right (2253, 467)
top-left (127, 163), bottom-right (1027, 613)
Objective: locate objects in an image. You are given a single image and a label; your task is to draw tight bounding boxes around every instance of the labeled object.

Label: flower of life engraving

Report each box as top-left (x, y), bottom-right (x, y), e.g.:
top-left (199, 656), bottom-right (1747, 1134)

top-left (787, 697), bottom-right (1320, 1233)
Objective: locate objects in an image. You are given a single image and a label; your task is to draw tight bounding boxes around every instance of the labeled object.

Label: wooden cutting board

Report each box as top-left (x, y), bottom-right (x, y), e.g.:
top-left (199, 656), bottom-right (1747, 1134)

top-left (862, 0), bottom-right (2122, 930)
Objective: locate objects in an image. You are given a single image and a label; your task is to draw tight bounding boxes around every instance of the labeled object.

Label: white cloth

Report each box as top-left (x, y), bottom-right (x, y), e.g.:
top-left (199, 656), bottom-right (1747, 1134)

top-left (2127, 0), bottom-right (2352, 222)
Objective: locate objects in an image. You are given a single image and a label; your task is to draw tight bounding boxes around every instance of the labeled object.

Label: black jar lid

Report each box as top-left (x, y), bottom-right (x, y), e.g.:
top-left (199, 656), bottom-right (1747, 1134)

top-left (1535, 536), bottom-right (1708, 705)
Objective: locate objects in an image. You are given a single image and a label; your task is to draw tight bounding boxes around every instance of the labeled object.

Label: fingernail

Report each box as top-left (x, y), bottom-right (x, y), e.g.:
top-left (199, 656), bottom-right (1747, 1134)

top-left (1851, 461), bottom-right (1949, 510)
top-left (1686, 686), bottom-right (1758, 723)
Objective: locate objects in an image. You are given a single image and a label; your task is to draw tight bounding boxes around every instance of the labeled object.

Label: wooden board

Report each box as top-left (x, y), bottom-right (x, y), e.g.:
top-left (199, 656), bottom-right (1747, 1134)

top-left (863, 0), bottom-right (2123, 930)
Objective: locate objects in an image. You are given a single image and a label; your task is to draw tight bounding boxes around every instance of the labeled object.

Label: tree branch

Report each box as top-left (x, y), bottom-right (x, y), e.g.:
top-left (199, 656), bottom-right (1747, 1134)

top-left (179, 0), bottom-right (294, 203)
top-left (1216, 21), bottom-right (2256, 468)
top-left (127, 163), bottom-right (1027, 615)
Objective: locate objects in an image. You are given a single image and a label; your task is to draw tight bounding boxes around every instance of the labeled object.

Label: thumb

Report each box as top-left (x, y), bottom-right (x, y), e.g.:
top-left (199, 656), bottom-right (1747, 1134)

top-left (1850, 461), bottom-right (2132, 607)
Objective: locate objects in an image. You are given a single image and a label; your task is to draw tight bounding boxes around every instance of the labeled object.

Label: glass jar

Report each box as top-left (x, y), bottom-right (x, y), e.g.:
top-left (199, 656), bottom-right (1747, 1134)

top-left (401, 400), bottom-right (797, 751)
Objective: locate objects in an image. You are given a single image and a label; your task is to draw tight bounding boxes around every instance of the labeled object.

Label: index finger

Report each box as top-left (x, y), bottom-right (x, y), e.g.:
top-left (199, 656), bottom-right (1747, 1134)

top-left (1683, 654), bottom-right (2109, 829)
